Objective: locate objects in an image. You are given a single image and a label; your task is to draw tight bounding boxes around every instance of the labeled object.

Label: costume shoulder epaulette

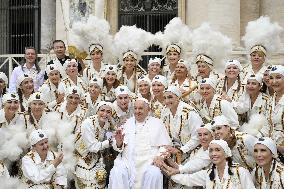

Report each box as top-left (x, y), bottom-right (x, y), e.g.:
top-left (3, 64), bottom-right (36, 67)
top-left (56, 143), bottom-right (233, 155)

top-left (26, 151), bottom-right (35, 162)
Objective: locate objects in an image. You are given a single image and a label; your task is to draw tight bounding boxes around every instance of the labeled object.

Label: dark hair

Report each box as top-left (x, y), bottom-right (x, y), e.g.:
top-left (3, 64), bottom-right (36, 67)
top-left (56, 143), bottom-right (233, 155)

top-left (209, 157), bottom-right (234, 181)
top-left (260, 82), bottom-right (267, 93)
top-left (27, 107), bottom-right (36, 125)
top-left (22, 47), bottom-right (41, 73)
top-left (53, 40), bottom-right (66, 48)
top-left (222, 75), bottom-right (241, 93)
top-left (17, 87), bottom-right (34, 112)
top-left (17, 88), bottom-right (25, 112)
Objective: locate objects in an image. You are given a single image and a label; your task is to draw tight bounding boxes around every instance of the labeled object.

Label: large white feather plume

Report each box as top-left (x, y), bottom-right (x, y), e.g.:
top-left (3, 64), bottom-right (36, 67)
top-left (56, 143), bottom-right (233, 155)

top-left (192, 23), bottom-right (232, 71)
top-left (239, 114), bottom-right (267, 136)
top-left (0, 177), bottom-right (28, 189)
top-left (0, 126), bottom-right (29, 162)
top-left (242, 16), bottom-right (283, 54)
top-left (69, 15), bottom-right (114, 63)
top-left (113, 25), bottom-right (154, 63)
top-left (154, 17), bottom-right (192, 57)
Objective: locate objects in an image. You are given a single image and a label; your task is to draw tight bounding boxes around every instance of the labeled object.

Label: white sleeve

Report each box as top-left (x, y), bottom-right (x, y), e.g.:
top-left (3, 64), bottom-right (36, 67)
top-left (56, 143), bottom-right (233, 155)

top-left (21, 156), bottom-right (56, 184)
top-left (239, 167), bottom-right (256, 189)
top-left (171, 169), bottom-right (207, 187)
top-left (179, 150), bottom-right (210, 174)
top-left (9, 67), bottom-right (20, 93)
top-left (221, 100), bottom-right (239, 129)
top-left (180, 111), bottom-right (203, 153)
top-left (81, 119), bottom-right (110, 153)
top-left (232, 93), bottom-right (250, 114)
top-left (54, 163), bottom-right (67, 186)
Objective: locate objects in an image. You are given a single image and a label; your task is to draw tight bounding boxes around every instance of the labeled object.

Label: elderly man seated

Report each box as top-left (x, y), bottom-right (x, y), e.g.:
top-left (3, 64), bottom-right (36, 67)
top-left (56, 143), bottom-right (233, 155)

top-left (108, 98), bottom-right (172, 189)
top-left (21, 129), bottom-right (67, 189)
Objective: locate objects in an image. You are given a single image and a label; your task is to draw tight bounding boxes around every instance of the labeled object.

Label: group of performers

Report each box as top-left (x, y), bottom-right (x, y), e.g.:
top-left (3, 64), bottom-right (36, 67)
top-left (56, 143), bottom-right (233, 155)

top-left (0, 15), bottom-right (283, 189)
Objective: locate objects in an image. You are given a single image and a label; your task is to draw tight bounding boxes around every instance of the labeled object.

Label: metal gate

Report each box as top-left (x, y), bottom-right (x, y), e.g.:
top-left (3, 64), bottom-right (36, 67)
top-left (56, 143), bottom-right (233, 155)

top-left (0, 0), bottom-right (40, 55)
top-left (118, 0), bottom-right (178, 68)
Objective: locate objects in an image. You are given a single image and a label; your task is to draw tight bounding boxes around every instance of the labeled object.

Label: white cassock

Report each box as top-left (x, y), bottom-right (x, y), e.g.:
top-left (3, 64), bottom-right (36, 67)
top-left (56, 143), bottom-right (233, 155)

top-left (109, 116), bottom-right (172, 189)
top-left (171, 163), bottom-right (256, 189)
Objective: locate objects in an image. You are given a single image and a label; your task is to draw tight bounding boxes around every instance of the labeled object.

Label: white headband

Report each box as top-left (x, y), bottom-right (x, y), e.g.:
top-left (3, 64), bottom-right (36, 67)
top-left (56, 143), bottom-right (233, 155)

top-left (196, 54), bottom-right (214, 66)
top-left (198, 123), bottom-right (214, 135)
top-left (225, 59), bottom-right (242, 71)
top-left (152, 75), bottom-right (168, 88)
top-left (148, 57), bottom-right (162, 66)
top-left (96, 101), bottom-right (113, 113)
top-left (103, 65), bottom-right (118, 78)
top-left (2, 93), bottom-right (19, 104)
top-left (200, 77), bottom-right (217, 90)
top-left (28, 92), bottom-right (46, 105)
top-left (46, 64), bottom-right (61, 75)
top-left (211, 115), bottom-right (230, 128)
top-left (0, 72), bottom-right (8, 84)
top-left (89, 44), bottom-right (103, 53)
top-left (123, 51), bottom-right (138, 60)
top-left (270, 65), bottom-right (284, 77)
top-left (165, 85), bottom-right (181, 98)
top-left (255, 137), bottom-right (278, 158)
top-left (89, 77), bottom-right (103, 89)
top-left (177, 59), bottom-right (191, 71)
top-left (137, 75), bottom-right (151, 85)
top-left (166, 44), bottom-right (181, 54)
top-left (29, 129), bottom-right (48, 146)
top-left (66, 86), bottom-right (83, 98)
top-left (115, 85), bottom-right (130, 97)
top-left (17, 74), bottom-right (33, 89)
top-left (63, 59), bottom-right (78, 70)
top-left (135, 97), bottom-right (150, 105)
top-left (250, 45), bottom-right (267, 56)
top-left (210, 139), bottom-right (232, 157)
top-left (247, 74), bottom-right (263, 84)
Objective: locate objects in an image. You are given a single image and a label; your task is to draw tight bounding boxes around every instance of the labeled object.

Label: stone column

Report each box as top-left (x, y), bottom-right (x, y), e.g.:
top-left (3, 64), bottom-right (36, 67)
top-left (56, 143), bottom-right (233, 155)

top-left (41, 0), bottom-right (56, 53)
top-left (55, 0), bottom-right (70, 44)
top-left (261, 0), bottom-right (284, 52)
top-left (240, 0), bottom-right (260, 41)
top-left (186, 0), bottom-right (240, 48)
top-left (106, 0), bottom-right (118, 34)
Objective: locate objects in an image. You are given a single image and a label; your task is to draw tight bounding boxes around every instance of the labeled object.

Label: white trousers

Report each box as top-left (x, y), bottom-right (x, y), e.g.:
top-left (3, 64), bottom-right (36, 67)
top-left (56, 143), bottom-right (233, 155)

top-left (108, 164), bottom-right (163, 189)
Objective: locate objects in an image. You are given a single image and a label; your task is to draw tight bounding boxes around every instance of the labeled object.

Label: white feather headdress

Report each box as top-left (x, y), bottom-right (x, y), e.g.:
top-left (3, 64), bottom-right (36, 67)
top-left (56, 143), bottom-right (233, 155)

top-left (242, 16), bottom-right (283, 55)
top-left (154, 17), bottom-right (192, 57)
top-left (192, 23), bottom-right (232, 71)
top-left (69, 15), bottom-right (114, 63)
top-left (113, 25), bottom-right (154, 63)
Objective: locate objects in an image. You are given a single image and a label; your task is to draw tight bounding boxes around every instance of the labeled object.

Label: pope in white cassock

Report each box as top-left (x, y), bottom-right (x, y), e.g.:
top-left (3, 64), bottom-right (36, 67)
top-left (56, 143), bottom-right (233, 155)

top-left (108, 98), bottom-right (172, 189)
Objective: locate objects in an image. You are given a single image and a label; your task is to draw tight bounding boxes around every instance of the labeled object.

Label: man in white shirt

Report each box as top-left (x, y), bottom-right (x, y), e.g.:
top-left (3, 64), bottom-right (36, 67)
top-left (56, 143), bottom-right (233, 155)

top-left (109, 98), bottom-right (172, 189)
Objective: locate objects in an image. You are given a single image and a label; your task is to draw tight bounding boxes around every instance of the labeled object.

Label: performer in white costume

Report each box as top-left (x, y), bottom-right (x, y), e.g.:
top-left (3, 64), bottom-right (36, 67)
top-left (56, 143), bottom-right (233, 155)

top-left (252, 137), bottom-right (284, 189)
top-left (242, 16), bottom-right (283, 84)
top-left (161, 85), bottom-right (203, 162)
top-left (38, 64), bottom-right (65, 110)
top-left (82, 44), bottom-right (106, 85)
top-left (169, 139), bottom-right (256, 189)
top-left (211, 115), bottom-right (257, 171)
top-left (21, 129), bottom-right (67, 189)
top-left (75, 101), bottom-right (115, 188)
top-left (162, 123), bottom-right (213, 189)
top-left (112, 85), bottom-right (134, 126)
top-left (150, 75), bottom-right (167, 119)
top-left (0, 72), bottom-right (8, 108)
top-left (82, 77), bottom-right (103, 117)
top-left (146, 57), bottom-right (162, 81)
top-left (108, 98), bottom-right (172, 189)
top-left (198, 77), bottom-right (239, 128)
top-left (61, 59), bottom-right (87, 94)
top-left (16, 74), bottom-right (35, 112)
